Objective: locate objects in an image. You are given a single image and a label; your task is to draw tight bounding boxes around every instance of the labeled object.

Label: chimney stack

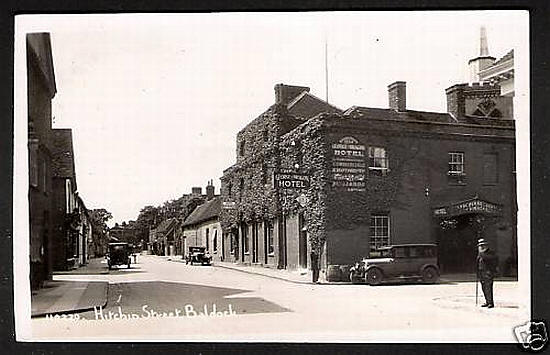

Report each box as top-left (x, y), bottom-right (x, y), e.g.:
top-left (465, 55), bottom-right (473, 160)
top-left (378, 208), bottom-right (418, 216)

top-left (191, 187), bottom-right (202, 196)
top-left (388, 81), bottom-right (406, 112)
top-left (206, 180), bottom-right (215, 201)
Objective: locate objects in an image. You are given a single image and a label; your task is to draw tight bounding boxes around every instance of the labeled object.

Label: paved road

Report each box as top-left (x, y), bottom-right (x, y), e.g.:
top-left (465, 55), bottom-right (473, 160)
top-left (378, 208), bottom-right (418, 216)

top-left (31, 255), bottom-right (528, 342)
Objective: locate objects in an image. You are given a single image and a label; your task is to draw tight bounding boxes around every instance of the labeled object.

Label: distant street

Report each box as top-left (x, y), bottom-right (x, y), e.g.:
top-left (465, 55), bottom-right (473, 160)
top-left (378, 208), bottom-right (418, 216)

top-left (32, 255), bottom-right (527, 342)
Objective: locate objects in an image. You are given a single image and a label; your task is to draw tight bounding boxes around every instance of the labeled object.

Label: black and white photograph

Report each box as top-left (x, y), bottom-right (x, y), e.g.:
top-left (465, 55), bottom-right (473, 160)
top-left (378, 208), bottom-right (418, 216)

top-left (13, 11), bottom-right (531, 343)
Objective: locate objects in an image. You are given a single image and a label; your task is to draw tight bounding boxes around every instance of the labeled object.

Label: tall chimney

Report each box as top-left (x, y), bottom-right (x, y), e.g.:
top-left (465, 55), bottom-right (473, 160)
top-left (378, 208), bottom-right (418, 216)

top-left (388, 81), bottom-right (406, 112)
top-left (206, 180), bottom-right (215, 201)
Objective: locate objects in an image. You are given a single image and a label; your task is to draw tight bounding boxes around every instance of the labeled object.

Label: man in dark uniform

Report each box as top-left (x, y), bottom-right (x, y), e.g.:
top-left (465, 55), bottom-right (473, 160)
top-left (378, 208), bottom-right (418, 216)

top-left (476, 238), bottom-right (499, 308)
top-left (310, 249), bottom-right (320, 283)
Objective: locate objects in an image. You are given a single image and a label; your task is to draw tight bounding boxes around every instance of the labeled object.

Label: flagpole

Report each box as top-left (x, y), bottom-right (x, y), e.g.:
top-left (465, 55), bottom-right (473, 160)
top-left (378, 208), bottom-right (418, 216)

top-left (324, 35), bottom-right (329, 103)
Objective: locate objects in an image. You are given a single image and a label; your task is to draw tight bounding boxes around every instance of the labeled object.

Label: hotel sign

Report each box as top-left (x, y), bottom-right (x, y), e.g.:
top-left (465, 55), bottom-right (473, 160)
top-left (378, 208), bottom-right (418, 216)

top-left (274, 172), bottom-right (310, 189)
top-left (331, 136), bottom-right (366, 192)
top-left (433, 198), bottom-right (502, 217)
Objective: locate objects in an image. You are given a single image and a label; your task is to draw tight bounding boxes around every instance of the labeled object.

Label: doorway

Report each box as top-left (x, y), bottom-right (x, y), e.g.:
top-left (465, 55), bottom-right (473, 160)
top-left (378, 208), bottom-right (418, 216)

top-left (298, 213), bottom-right (307, 269)
top-left (437, 213), bottom-right (482, 274)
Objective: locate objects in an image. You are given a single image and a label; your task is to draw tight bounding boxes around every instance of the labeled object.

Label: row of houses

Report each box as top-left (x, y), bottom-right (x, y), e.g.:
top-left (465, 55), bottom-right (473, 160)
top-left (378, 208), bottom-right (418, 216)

top-left (28, 33), bottom-right (94, 289)
top-left (147, 181), bottom-right (221, 257)
top-left (163, 28), bottom-right (517, 278)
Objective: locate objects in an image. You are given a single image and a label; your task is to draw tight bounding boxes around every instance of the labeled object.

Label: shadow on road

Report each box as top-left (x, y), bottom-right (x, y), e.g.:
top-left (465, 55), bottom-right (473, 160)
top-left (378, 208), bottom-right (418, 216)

top-left (79, 281), bottom-right (291, 319)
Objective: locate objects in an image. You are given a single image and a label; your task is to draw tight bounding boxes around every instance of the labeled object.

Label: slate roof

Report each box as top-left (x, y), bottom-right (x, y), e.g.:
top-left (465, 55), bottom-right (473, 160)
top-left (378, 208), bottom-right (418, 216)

top-left (342, 106), bottom-right (514, 127)
top-left (52, 129), bottom-right (77, 185)
top-left (154, 218), bottom-right (178, 234)
top-left (343, 106), bottom-right (455, 124)
top-left (287, 91), bottom-right (342, 119)
top-left (183, 197), bottom-right (221, 227)
top-left (491, 49), bottom-right (513, 67)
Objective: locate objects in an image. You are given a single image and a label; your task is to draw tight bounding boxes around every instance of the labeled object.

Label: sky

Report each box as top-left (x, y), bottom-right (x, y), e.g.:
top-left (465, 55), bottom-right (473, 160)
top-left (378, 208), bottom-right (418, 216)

top-left (17, 11), bottom-right (527, 226)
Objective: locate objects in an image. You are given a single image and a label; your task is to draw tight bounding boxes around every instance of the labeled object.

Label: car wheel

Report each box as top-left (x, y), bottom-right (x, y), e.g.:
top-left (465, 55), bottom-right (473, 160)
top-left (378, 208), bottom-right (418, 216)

top-left (422, 266), bottom-right (439, 283)
top-left (366, 268), bottom-right (383, 285)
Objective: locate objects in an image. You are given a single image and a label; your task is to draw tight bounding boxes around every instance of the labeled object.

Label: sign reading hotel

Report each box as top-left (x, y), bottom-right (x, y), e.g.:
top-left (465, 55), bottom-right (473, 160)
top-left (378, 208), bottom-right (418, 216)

top-left (331, 136), bottom-right (366, 191)
top-left (274, 171), bottom-right (310, 189)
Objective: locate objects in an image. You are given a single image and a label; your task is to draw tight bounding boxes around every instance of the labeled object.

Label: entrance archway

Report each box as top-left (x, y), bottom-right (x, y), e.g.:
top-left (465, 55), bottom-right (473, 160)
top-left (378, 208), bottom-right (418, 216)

top-left (433, 196), bottom-right (502, 275)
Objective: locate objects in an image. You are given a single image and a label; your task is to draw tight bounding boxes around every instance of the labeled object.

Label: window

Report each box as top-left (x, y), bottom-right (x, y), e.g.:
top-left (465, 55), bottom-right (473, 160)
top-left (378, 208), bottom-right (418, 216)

top-left (29, 145), bottom-right (38, 187)
top-left (239, 178), bottom-right (245, 202)
top-left (483, 153), bottom-right (498, 185)
top-left (42, 160), bottom-right (47, 193)
top-left (394, 247), bottom-right (407, 258)
top-left (262, 162), bottom-right (267, 184)
top-left (368, 147), bottom-right (388, 175)
top-left (205, 228), bottom-right (209, 251)
top-left (227, 182), bottom-right (232, 199)
top-left (267, 221), bottom-right (274, 255)
top-left (242, 224), bottom-right (249, 254)
top-left (213, 229), bottom-right (218, 252)
top-left (369, 214), bottom-right (390, 250)
top-left (239, 139), bottom-right (246, 157)
top-left (448, 152), bottom-right (465, 175)
top-left (263, 129), bottom-right (268, 142)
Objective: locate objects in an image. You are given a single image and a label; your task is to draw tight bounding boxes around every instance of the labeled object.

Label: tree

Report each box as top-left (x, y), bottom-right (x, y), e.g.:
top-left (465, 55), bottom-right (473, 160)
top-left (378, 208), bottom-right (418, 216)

top-left (89, 208), bottom-right (112, 257)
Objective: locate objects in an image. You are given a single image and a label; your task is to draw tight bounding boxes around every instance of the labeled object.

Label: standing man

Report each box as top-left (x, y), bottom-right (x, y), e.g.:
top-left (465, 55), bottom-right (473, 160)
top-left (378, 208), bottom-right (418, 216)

top-left (476, 238), bottom-right (499, 308)
top-left (311, 249), bottom-right (320, 283)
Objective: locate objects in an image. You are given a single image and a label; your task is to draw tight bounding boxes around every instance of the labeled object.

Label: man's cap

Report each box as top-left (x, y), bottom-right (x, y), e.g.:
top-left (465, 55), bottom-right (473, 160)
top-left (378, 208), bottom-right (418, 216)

top-left (477, 238), bottom-right (489, 247)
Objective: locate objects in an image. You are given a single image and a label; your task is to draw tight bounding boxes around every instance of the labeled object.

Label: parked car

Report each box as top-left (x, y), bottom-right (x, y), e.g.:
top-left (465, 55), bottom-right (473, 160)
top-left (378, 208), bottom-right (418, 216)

top-left (349, 244), bottom-right (439, 285)
top-left (185, 246), bottom-right (212, 266)
top-left (107, 242), bottom-right (132, 270)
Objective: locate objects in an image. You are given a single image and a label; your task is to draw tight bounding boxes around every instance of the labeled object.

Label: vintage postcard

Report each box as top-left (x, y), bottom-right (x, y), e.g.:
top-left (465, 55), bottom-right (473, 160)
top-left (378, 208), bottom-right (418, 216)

top-left (13, 11), bottom-right (532, 343)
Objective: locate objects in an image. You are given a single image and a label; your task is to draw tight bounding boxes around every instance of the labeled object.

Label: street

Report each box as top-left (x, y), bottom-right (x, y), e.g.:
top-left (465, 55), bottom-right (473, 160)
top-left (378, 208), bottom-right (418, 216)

top-left (32, 255), bottom-right (528, 342)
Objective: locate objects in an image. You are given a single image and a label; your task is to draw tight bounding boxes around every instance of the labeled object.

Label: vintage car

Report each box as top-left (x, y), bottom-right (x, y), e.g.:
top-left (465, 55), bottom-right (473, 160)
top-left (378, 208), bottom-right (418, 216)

top-left (107, 242), bottom-right (132, 270)
top-left (349, 244), bottom-right (439, 285)
top-left (184, 246), bottom-right (212, 266)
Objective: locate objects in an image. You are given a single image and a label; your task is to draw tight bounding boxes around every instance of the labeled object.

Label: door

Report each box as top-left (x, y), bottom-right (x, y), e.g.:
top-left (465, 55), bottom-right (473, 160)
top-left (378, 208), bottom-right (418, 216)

top-left (252, 222), bottom-right (258, 263)
top-left (298, 213), bottom-right (307, 268)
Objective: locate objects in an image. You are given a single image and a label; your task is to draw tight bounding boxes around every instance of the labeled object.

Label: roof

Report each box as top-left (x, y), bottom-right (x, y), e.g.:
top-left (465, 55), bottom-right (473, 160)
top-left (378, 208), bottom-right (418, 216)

top-left (344, 106), bottom-right (455, 124)
top-left (52, 129), bottom-right (77, 185)
top-left (287, 91), bottom-right (342, 119)
top-left (342, 106), bottom-right (514, 128)
top-left (154, 218), bottom-right (178, 234)
top-left (183, 197), bottom-right (221, 227)
top-left (491, 49), bottom-right (513, 67)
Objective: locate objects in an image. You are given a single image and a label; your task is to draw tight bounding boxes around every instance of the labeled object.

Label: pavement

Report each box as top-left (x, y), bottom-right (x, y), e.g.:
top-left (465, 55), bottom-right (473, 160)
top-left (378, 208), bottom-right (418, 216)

top-left (168, 256), bottom-right (313, 284)
top-left (31, 258), bottom-right (109, 317)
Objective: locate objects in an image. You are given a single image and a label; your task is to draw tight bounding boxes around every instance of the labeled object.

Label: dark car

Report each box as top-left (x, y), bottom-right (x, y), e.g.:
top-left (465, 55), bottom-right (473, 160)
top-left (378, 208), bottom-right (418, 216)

top-left (107, 242), bottom-right (132, 270)
top-left (185, 246), bottom-right (212, 266)
top-left (349, 244), bottom-right (439, 285)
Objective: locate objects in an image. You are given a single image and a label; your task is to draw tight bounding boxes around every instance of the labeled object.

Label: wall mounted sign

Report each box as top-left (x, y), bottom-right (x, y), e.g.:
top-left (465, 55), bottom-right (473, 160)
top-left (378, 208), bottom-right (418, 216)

top-left (274, 172), bottom-right (310, 189)
top-left (433, 197), bottom-right (502, 217)
top-left (331, 136), bottom-right (366, 191)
